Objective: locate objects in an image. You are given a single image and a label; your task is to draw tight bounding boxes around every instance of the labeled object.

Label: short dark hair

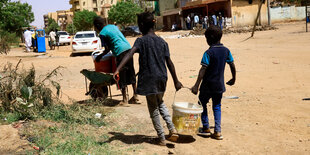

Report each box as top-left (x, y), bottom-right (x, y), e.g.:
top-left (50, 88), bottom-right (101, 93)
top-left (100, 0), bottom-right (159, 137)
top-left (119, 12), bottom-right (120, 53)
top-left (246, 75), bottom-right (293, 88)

top-left (137, 11), bottom-right (155, 34)
top-left (204, 25), bottom-right (222, 45)
top-left (93, 16), bottom-right (105, 31)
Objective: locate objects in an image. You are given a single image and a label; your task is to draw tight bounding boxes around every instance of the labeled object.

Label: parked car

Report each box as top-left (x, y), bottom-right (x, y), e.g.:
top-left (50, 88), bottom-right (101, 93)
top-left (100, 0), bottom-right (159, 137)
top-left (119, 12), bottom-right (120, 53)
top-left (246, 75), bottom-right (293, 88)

top-left (57, 31), bottom-right (71, 45)
top-left (72, 31), bottom-right (101, 54)
top-left (121, 26), bottom-right (141, 37)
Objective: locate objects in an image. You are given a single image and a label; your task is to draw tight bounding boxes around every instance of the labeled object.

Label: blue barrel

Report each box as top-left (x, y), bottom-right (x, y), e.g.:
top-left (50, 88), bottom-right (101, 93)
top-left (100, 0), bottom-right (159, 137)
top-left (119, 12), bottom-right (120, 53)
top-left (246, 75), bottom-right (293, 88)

top-left (36, 29), bottom-right (46, 53)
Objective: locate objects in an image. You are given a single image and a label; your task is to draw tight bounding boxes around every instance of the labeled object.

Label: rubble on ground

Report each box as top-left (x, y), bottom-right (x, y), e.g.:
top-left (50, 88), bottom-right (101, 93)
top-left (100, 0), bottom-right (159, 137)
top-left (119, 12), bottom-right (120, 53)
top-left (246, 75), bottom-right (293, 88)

top-left (159, 24), bottom-right (278, 39)
top-left (223, 25), bottom-right (278, 34)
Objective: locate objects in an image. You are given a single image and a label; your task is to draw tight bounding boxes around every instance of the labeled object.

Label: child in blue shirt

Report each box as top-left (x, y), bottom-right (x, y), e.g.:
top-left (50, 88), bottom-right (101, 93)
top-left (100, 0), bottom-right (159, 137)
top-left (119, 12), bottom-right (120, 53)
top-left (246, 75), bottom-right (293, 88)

top-left (191, 25), bottom-right (236, 140)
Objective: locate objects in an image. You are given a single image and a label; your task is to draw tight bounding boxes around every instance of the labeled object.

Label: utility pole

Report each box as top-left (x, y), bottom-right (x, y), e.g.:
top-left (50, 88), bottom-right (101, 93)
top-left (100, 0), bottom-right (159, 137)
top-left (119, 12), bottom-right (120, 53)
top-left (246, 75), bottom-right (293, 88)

top-left (267, 0), bottom-right (271, 26)
top-left (306, 5), bottom-right (308, 32)
top-left (251, 0), bottom-right (264, 37)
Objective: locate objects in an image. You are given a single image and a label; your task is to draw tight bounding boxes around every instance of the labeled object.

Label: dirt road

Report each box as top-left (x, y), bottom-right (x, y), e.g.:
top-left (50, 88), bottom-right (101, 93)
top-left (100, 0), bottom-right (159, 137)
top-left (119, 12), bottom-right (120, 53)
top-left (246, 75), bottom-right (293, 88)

top-left (0, 22), bottom-right (309, 154)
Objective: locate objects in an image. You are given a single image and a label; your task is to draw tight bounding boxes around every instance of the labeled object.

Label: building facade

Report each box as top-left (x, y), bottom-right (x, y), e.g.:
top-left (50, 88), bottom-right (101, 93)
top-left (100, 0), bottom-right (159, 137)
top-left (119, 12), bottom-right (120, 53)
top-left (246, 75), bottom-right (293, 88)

top-left (43, 10), bottom-right (74, 31)
top-left (155, 0), bottom-right (269, 30)
top-left (70, 0), bottom-right (119, 16)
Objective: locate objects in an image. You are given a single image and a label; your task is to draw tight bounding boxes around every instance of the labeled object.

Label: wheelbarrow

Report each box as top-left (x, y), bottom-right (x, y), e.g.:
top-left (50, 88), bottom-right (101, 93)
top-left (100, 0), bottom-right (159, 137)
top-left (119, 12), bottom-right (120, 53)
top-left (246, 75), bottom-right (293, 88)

top-left (80, 69), bottom-right (116, 99)
top-left (80, 50), bottom-right (118, 99)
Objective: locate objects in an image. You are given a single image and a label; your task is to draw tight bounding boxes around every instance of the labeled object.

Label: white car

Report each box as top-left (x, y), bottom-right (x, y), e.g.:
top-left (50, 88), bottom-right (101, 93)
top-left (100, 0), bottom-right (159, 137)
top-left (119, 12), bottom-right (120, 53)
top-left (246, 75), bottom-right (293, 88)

top-left (57, 31), bottom-right (71, 45)
top-left (72, 31), bottom-right (101, 54)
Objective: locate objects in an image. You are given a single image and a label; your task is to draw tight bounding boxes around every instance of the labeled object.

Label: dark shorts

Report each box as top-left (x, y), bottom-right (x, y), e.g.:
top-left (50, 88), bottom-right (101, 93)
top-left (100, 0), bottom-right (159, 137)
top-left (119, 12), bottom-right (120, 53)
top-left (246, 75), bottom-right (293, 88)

top-left (116, 50), bottom-right (136, 89)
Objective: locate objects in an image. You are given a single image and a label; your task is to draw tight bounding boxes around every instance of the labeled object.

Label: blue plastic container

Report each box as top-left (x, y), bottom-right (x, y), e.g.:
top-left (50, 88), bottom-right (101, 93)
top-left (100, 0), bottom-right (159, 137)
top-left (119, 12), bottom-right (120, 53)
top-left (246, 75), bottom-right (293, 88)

top-left (36, 29), bottom-right (46, 53)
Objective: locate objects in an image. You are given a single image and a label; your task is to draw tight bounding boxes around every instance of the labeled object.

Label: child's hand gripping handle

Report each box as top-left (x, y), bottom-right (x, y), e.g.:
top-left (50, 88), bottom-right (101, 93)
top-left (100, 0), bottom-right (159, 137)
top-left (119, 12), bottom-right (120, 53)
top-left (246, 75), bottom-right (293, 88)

top-left (113, 72), bottom-right (120, 89)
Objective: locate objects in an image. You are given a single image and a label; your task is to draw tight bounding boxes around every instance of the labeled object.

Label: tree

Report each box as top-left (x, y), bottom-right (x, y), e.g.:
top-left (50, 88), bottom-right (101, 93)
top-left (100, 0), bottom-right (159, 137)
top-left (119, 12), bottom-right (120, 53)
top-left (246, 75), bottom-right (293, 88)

top-left (0, 0), bottom-right (33, 54)
top-left (108, 1), bottom-right (143, 29)
top-left (0, 1), bottom-right (34, 33)
top-left (0, 29), bottom-right (18, 54)
top-left (66, 23), bottom-right (76, 35)
top-left (73, 10), bottom-right (97, 31)
top-left (45, 18), bottom-right (60, 34)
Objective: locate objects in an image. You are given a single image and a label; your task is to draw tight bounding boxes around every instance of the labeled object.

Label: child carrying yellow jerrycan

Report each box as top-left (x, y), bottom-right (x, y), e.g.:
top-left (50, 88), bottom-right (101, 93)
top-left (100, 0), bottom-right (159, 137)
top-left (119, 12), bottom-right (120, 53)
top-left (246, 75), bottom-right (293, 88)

top-left (172, 88), bottom-right (203, 135)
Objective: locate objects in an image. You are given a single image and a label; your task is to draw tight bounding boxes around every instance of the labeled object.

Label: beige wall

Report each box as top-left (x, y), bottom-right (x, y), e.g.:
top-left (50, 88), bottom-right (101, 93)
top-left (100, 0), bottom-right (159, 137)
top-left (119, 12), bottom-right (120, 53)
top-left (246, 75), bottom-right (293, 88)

top-left (44, 10), bottom-right (74, 31)
top-left (159, 0), bottom-right (176, 13)
top-left (70, 0), bottom-right (120, 18)
top-left (231, 0), bottom-right (268, 27)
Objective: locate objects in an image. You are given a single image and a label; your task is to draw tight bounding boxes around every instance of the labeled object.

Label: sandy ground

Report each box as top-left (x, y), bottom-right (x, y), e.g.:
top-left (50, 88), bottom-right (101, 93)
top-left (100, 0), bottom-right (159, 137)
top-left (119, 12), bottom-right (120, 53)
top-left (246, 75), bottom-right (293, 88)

top-left (0, 21), bottom-right (310, 154)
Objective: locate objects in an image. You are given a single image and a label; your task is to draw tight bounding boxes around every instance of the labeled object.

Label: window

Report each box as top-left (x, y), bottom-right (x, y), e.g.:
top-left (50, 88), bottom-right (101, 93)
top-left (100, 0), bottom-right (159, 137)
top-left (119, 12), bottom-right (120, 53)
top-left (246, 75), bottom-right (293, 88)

top-left (57, 32), bottom-right (68, 35)
top-left (75, 33), bottom-right (95, 38)
top-left (83, 2), bottom-right (85, 6)
top-left (94, 8), bottom-right (98, 12)
top-left (111, 0), bottom-right (113, 4)
top-left (93, 0), bottom-right (97, 4)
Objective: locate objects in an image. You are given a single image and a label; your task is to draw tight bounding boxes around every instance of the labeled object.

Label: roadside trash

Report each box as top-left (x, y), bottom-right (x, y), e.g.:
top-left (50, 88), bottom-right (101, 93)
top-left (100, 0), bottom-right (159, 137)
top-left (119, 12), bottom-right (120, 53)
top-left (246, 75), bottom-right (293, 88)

top-left (95, 113), bottom-right (102, 118)
top-left (13, 123), bottom-right (23, 128)
top-left (33, 146), bottom-right (40, 150)
top-left (4, 118), bottom-right (7, 121)
top-left (302, 98), bottom-right (310, 101)
top-left (223, 96), bottom-right (239, 99)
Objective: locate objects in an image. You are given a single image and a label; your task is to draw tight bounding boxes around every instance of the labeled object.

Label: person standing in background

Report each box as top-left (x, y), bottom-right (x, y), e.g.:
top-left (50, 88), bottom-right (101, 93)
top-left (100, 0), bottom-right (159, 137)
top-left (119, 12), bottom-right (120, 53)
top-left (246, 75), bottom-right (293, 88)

top-left (186, 15), bottom-right (191, 30)
top-left (49, 29), bottom-right (56, 50)
top-left (219, 12), bottom-right (223, 30)
top-left (23, 28), bottom-right (32, 52)
top-left (203, 16), bottom-right (208, 29)
top-left (31, 28), bottom-right (37, 52)
top-left (194, 14), bottom-right (199, 27)
top-left (212, 14), bottom-right (217, 26)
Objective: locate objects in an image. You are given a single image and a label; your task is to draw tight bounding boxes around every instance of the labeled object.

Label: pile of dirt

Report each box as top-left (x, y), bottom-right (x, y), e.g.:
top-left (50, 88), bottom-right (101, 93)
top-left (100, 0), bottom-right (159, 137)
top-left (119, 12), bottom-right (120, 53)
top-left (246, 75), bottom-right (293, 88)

top-left (0, 124), bottom-right (32, 154)
top-left (189, 24), bottom-right (205, 35)
top-left (223, 25), bottom-right (278, 34)
top-left (187, 24), bottom-right (278, 37)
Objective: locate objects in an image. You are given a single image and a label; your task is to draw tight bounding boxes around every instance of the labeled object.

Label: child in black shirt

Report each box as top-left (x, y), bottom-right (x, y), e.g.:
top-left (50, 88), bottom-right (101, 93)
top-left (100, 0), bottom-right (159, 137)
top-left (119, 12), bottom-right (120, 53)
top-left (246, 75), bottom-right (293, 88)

top-left (114, 11), bottom-right (183, 146)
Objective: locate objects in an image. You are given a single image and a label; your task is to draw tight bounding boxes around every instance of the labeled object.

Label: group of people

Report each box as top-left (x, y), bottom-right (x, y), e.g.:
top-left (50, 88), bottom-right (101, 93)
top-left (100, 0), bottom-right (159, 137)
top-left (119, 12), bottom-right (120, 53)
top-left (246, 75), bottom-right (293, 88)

top-left (93, 11), bottom-right (236, 146)
top-left (186, 12), bottom-right (226, 30)
top-left (23, 28), bottom-right (38, 52)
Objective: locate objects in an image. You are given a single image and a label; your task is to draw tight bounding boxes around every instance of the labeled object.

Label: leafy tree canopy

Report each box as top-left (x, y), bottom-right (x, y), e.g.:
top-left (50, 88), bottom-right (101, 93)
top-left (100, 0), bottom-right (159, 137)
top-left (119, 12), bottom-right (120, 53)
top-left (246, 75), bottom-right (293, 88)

top-left (66, 23), bottom-right (76, 35)
top-left (108, 1), bottom-right (143, 29)
top-left (73, 10), bottom-right (97, 31)
top-left (0, 1), bottom-right (34, 33)
top-left (45, 18), bottom-right (60, 34)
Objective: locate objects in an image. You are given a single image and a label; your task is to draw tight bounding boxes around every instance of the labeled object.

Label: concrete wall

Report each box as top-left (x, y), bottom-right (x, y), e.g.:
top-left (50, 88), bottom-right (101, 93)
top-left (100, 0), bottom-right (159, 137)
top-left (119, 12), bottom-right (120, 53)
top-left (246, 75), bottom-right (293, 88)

top-left (270, 6), bottom-right (306, 23)
top-left (231, 0), bottom-right (268, 27)
top-left (159, 0), bottom-right (176, 12)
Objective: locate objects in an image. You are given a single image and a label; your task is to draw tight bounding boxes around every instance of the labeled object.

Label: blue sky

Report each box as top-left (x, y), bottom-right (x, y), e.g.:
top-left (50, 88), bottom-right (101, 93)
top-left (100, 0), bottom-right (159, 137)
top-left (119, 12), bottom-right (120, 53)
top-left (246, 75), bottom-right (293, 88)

top-left (14, 0), bottom-right (71, 28)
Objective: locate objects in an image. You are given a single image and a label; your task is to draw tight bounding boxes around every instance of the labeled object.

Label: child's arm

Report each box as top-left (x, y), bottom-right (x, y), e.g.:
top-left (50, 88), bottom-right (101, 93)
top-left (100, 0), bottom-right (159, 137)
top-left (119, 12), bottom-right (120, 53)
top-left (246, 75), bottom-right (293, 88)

top-left (226, 62), bottom-right (236, 86)
top-left (113, 47), bottom-right (138, 80)
top-left (166, 57), bottom-right (183, 91)
top-left (191, 66), bottom-right (207, 95)
top-left (95, 35), bottom-right (110, 62)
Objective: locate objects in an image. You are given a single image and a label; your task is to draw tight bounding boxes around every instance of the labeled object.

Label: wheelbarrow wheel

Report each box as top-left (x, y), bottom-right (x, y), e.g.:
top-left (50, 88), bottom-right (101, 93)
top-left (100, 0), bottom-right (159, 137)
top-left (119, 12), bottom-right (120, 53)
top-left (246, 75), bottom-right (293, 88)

top-left (89, 83), bottom-right (109, 99)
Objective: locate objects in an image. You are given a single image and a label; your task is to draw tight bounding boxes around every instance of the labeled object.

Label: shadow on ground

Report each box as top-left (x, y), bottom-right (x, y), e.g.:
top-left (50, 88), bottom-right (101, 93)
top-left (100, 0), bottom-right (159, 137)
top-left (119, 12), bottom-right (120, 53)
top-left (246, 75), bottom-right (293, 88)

top-left (100, 132), bottom-right (196, 148)
top-left (76, 98), bottom-right (121, 107)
